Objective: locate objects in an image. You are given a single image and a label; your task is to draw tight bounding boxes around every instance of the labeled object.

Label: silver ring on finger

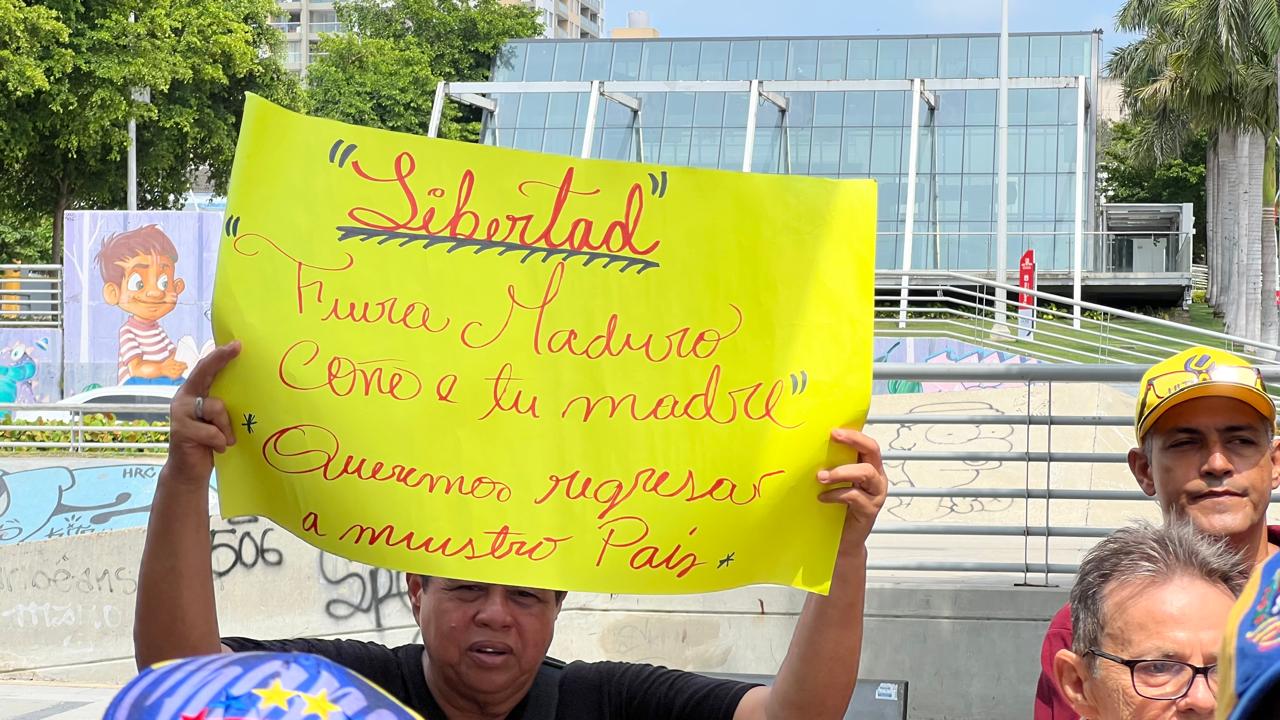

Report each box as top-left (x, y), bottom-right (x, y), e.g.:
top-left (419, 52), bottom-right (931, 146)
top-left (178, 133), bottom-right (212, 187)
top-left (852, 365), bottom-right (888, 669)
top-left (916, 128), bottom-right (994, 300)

top-left (194, 396), bottom-right (206, 422)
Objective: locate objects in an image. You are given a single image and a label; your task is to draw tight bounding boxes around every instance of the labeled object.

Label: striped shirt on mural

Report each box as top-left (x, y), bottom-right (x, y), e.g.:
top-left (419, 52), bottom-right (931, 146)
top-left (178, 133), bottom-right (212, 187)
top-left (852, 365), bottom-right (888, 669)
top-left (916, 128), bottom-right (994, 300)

top-left (118, 318), bottom-right (177, 383)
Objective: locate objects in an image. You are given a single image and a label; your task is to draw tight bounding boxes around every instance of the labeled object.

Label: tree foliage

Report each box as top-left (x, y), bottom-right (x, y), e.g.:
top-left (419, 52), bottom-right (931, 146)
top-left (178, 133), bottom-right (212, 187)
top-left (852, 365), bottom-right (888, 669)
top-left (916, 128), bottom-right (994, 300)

top-left (0, 0), bottom-right (303, 262)
top-left (306, 0), bottom-right (541, 141)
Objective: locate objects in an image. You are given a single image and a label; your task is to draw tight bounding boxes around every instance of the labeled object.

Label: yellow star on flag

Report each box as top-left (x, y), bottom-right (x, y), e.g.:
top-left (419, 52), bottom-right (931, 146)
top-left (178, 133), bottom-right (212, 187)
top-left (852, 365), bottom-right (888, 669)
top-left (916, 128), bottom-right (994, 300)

top-left (299, 688), bottom-right (342, 720)
top-left (252, 679), bottom-right (295, 710)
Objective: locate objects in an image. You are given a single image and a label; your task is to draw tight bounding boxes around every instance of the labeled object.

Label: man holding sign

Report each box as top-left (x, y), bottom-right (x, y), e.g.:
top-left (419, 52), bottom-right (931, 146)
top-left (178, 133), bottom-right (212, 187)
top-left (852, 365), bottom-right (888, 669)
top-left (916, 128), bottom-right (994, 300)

top-left (133, 342), bottom-right (888, 719)
top-left (134, 96), bottom-right (885, 719)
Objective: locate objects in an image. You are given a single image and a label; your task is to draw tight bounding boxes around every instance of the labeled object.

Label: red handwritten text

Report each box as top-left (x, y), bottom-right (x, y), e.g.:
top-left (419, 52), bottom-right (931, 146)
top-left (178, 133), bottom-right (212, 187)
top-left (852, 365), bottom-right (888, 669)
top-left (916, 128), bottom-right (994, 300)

top-left (595, 517), bottom-right (704, 578)
top-left (279, 340), bottom-right (423, 401)
top-left (340, 521), bottom-right (570, 563)
top-left (532, 467), bottom-right (783, 520)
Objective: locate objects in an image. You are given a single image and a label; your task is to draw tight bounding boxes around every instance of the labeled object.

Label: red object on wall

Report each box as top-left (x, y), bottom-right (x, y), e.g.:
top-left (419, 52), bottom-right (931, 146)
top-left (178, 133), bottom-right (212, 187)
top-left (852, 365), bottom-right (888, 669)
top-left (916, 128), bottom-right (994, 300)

top-left (1018, 250), bottom-right (1036, 307)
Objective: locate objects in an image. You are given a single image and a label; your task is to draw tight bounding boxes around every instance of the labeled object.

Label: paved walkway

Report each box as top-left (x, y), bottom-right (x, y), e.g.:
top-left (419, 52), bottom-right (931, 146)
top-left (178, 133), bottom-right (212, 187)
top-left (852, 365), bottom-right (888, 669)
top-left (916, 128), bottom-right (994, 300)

top-left (0, 683), bottom-right (117, 719)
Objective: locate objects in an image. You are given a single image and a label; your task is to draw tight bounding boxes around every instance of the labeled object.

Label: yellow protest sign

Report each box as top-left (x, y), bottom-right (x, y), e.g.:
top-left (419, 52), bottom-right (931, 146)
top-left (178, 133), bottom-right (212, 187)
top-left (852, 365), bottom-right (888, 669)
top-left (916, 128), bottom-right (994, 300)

top-left (211, 94), bottom-right (875, 594)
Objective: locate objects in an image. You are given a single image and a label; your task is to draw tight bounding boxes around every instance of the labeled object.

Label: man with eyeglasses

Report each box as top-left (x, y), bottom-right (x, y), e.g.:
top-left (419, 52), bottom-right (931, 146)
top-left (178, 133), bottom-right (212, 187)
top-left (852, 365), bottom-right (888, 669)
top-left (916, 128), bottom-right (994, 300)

top-left (1035, 346), bottom-right (1280, 719)
top-left (1052, 522), bottom-right (1248, 719)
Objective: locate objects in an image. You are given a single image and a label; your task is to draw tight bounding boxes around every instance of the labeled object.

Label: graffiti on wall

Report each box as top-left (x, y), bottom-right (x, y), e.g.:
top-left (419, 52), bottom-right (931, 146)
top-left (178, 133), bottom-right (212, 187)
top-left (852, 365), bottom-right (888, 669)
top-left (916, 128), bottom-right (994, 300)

top-left (873, 338), bottom-right (1038, 394)
top-left (63, 211), bottom-right (219, 395)
top-left (0, 331), bottom-right (58, 406)
top-left (0, 463), bottom-right (217, 545)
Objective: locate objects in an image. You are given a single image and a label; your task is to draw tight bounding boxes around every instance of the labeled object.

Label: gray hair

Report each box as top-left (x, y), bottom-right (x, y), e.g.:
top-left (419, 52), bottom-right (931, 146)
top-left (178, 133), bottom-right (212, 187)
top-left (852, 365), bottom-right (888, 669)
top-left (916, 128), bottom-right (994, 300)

top-left (1069, 521), bottom-right (1248, 659)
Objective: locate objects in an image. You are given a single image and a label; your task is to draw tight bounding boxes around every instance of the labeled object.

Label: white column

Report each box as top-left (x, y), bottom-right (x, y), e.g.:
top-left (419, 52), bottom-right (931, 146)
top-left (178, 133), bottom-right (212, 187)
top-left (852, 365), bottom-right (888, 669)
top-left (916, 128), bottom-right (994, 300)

top-left (428, 82), bottom-right (446, 138)
top-left (1072, 76), bottom-right (1086, 328)
top-left (899, 79), bottom-right (923, 329)
top-left (742, 79), bottom-right (761, 173)
top-left (127, 118), bottom-right (137, 212)
top-left (995, 0), bottom-right (1010, 331)
top-left (581, 80), bottom-right (602, 159)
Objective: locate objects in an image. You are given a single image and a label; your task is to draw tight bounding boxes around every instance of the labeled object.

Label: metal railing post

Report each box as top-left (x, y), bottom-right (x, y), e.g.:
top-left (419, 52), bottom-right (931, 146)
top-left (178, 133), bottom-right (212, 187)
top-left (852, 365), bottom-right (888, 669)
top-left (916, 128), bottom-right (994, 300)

top-left (899, 78), bottom-right (923, 330)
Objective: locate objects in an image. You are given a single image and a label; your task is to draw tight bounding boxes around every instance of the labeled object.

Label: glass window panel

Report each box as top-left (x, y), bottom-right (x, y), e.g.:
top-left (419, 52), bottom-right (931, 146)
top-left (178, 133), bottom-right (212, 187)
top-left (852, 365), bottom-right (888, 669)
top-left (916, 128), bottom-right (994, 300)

top-left (664, 92), bottom-right (695, 127)
top-left (582, 42), bottom-right (613, 80)
top-left (912, 174), bottom-right (936, 223)
top-left (603, 100), bottom-right (633, 128)
top-left (786, 92), bottom-right (815, 127)
top-left (968, 37), bottom-right (998, 77)
top-left (756, 101), bottom-right (781, 127)
top-left (1061, 34), bottom-right (1091, 76)
top-left (612, 42), bottom-right (642, 80)
top-left (1023, 174), bottom-right (1056, 221)
top-left (810, 128), bottom-right (842, 175)
top-left (1029, 35), bottom-right (1061, 76)
top-left (958, 221), bottom-right (995, 269)
top-left (906, 38), bottom-right (937, 78)
top-left (788, 40), bottom-right (819, 80)
top-left (966, 89), bottom-right (997, 125)
top-left (723, 93), bottom-right (749, 127)
top-left (694, 92), bottom-right (726, 127)
top-left (1058, 126), bottom-right (1078, 172)
top-left (814, 92), bottom-right (844, 126)
top-left (913, 130), bottom-right (935, 173)
top-left (935, 91), bottom-right (966, 126)
top-left (1026, 127), bottom-right (1057, 172)
top-left (844, 92), bottom-right (874, 125)
top-left (640, 41), bottom-right (671, 80)
top-left (524, 43), bottom-right (556, 81)
top-left (752, 127), bottom-right (783, 173)
top-left (759, 40), bottom-right (788, 80)
top-left (787, 128), bottom-right (812, 175)
top-left (879, 231), bottom-right (902, 270)
top-left (553, 43), bottom-right (584, 81)
top-left (1008, 126), bottom-right (1027, 173)
top-left (545, 94), bottom-right (579, 127)
top-left (659, 128), bottom-right (691, 165)
top-left (638, 92), bottom-right (665, 127)
top-left (600, 128), bottom-right (634, 160)
top-left (516, 93), bottom-right (549, 127)
top-left (877, 175), bottom-right (904, 223)
top-left (874, 91), bottom-right (906, 126)
top-left (1007, 35), bottom-right (1029, 77)
top-left (876, 39), bottom-right (907, 79)
top-left (847, 39), bottom-right (877, 79)
top-left (720, 128), bottom-right (746, 170)
top-left (728, 40), bottom-right (759, 80)
top-left (937, 175), bottom-right (962, 221)
top-left (491, 94), bottom-right (519, 128)
top-left (841, 128), bottom-right (873, 174)
top-left (690, 128), bottom-right (722, 168)
top-left (818, 39), bottom-right (848, 79)
top-left (1059, 87), bottom-right (1080, 124)
top-left (936, 127), bottom-right (965, 173)
top-left (962, 175), bottom-right (996, 221)
top-left (670, 42), bottom-right (700, 80)
top-left (1027, 88), bottom-right (1059, 125)
top-left (698, 41), bottom-right (730, 80)
top-left (1056, 174), bottom-right (1077, 220)
top-left (938, 38), bottom-right (968, 78)
top-left (963, 127), bottom-right (995, 173)
top-left (1006, 175), bottom-right (1023, 220)
top-left (513, 129), bottom-right (543, 152)
top-left (1008, 88), bottom-right (1028, 125)
top-left (871, 128), bottom-right (903, 173)
top-left (494, 43), bottom-right (528, 82)
top-left (641, 128), bottom-right (662, 165)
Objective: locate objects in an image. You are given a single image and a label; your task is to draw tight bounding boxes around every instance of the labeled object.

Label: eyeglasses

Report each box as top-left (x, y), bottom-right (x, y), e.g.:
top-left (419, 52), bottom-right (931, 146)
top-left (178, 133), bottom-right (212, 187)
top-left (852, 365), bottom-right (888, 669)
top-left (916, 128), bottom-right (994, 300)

top-left (1087, 648), bottom-right (1218, 701)
top-left (1138, 365), bottom-right (1266, 423)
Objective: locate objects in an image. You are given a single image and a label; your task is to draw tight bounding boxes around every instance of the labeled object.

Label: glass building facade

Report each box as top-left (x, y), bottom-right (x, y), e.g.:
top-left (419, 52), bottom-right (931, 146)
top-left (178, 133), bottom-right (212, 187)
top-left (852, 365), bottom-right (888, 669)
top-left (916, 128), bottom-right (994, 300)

top-left (465, 33), bottom-right (1102, 275)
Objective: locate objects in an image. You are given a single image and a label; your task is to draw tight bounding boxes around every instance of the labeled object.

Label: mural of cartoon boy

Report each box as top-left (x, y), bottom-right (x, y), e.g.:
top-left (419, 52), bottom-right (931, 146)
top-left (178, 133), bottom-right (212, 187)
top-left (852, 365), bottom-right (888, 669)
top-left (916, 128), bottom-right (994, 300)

top-left (95, 225), bottom-right (188, 385)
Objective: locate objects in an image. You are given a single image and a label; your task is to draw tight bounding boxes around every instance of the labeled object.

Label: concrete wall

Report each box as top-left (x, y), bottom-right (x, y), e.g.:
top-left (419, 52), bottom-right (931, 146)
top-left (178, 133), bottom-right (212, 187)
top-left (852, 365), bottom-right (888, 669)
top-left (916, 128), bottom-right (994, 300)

top-left (0, 515), bottom-right (1066, 720)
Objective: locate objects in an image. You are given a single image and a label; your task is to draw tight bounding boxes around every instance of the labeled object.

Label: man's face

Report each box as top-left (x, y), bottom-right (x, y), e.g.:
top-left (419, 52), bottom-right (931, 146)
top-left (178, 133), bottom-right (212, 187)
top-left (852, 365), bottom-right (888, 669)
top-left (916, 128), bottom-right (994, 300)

top-left (104, 252), bottom-right (184, 322)
top-left (1131, 396), bottom-right (1280, 540)
top-left (411, 576), bottom-right (561, 711)
top-left (1059, 576), bottom-right (1233, 720)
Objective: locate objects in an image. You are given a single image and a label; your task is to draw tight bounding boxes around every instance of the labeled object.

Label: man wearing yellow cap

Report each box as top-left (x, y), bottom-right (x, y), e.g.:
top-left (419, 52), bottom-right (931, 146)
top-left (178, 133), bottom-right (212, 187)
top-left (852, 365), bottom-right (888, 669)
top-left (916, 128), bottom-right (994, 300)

top-left (1034, 346), bottom-right (1280, 719)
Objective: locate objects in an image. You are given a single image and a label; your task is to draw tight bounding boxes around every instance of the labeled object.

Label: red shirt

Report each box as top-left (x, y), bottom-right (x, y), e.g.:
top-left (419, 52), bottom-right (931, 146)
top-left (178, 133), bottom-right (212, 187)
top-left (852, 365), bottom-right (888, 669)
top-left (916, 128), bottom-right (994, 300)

top-left (1033, 525), bottom-right (1280, 719)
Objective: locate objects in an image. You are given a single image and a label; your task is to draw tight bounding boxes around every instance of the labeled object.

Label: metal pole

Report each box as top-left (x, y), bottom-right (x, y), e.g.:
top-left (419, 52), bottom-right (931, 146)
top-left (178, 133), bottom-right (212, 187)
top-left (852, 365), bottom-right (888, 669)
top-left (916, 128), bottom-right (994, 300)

top-left (127, 118), bottom-right (137, 212)
top-left (995, 0), bottom-right (1010, 332)
top-left (581, 80), bottom-right (602, 159)
top-left (1072, 76), bottom-right (1086, 328)
top-left (743, 79), bottom-right (761, 173)
top-left (428, 82), bottom-right (446, 138)
top-left (899, 79), bottom-right (923, 329)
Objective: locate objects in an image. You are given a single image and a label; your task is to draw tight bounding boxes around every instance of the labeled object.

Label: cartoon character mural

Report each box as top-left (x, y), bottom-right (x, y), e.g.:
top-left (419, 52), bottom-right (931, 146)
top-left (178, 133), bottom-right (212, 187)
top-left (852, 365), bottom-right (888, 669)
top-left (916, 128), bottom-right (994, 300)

top-left (872, 337), bottom-right (1038, 394)
top-left (63, 212), bottom-right (220, 394)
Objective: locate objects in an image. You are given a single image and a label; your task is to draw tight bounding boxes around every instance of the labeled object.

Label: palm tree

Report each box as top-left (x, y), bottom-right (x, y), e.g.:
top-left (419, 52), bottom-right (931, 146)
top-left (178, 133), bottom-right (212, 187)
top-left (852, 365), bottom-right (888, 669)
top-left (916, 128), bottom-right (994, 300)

top-left (1111, 0), bottom-right (1278, 347)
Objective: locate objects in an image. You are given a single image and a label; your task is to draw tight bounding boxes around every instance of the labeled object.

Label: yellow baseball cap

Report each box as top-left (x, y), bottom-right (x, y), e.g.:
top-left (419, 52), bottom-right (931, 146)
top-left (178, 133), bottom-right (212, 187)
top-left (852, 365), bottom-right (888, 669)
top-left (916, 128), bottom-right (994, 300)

top-left (1135, 346), bottom-right (1274, 443)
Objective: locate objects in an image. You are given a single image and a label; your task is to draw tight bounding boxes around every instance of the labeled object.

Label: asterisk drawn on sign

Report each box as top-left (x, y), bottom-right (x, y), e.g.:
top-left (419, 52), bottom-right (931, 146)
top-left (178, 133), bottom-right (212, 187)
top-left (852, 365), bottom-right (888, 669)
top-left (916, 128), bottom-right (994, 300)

top-left (241, 413), bottom-right (257, 434)
top-left (717, 552), bottom-right (735, 569)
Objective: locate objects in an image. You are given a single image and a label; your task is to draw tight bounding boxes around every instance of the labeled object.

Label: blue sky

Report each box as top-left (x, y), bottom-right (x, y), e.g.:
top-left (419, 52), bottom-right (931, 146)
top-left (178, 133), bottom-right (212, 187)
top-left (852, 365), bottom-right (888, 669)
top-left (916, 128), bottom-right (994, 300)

top-left (610, 0), bottom-right (1139, 58)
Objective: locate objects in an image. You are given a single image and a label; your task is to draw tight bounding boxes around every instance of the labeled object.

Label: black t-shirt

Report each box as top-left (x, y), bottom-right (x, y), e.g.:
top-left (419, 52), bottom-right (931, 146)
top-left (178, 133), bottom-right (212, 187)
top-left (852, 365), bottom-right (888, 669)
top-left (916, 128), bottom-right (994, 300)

top-left (222, 637), bottom-right (756, 720)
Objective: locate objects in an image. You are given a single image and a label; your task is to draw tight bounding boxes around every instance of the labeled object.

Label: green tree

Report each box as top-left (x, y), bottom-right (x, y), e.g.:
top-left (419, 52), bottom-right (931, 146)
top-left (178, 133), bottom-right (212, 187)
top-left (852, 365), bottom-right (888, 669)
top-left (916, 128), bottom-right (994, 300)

top-left (0, 0), bottom-right (303, 264)
top-left (306, 0), bottom-right (541, 141)
top-left (1098, 120), bottom-right (1209, 262)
